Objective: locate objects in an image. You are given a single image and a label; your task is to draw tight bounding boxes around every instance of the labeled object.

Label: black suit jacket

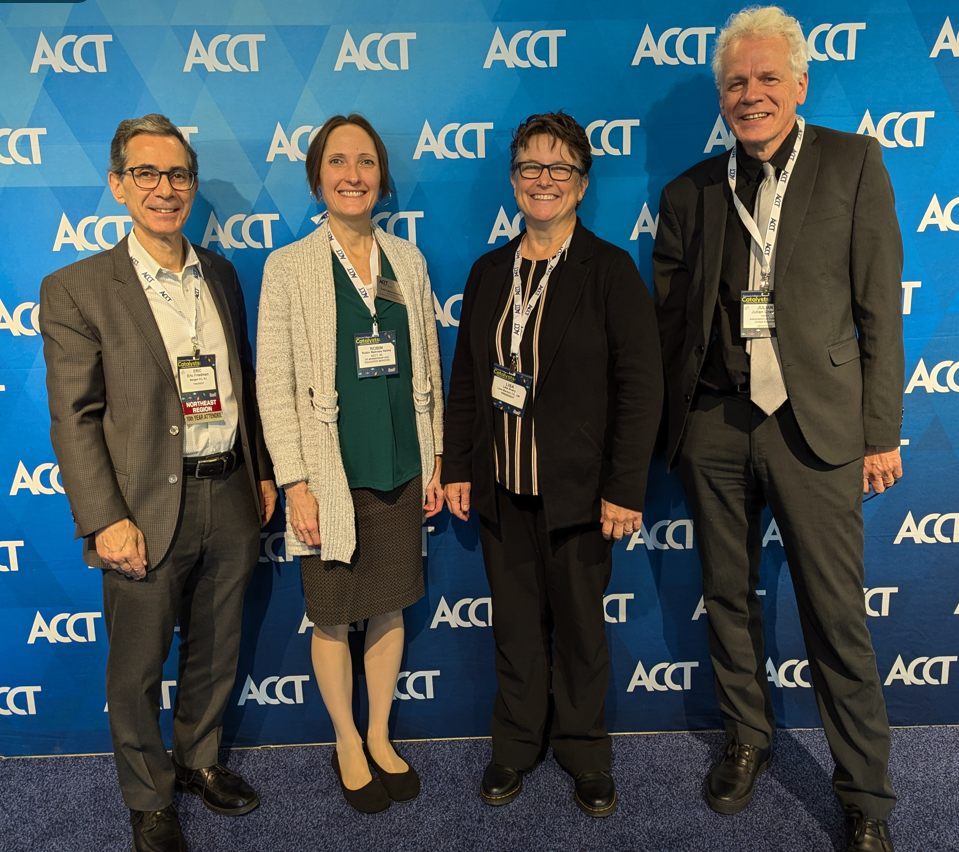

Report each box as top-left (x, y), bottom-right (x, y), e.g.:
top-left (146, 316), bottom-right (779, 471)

top-left (653, 125), bottom-right (904, 470)
top-left (40, 237), bottom-right (272, 569)
top-left (442, 219), bottom-right (663, 531)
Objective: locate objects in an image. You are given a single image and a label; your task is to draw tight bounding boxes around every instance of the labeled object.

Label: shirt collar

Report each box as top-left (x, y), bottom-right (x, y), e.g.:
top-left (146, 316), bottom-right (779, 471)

top-left (735, 120), bottom-right (800, 182)
top-left (127, 229), bottom-right (203, 286)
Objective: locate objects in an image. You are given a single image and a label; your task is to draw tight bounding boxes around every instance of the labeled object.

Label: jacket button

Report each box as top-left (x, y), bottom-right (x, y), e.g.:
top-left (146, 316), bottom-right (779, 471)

top-left (169, 474), bottom-right (179, 484)
top-left (684, 394), bottom-right (691, 402)
top-left (170, 425), bottom-right (180, 435)
top-left (698, 345), bottom-right (705, 354)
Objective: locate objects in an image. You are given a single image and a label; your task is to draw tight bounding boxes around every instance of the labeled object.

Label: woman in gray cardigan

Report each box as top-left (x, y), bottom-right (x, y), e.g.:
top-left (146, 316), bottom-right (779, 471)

top-left (257, 115), bottom-right (444, 814)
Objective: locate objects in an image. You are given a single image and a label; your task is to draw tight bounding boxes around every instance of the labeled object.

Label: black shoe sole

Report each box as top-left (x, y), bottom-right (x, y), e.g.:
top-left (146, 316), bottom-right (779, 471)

top-left (174, 778), bottom-right (260, 816)
top-left (704, 758), bottom-right (770, 815)
top-left (480, 779), bottom-right (522, 806)
top-left (574, 789), bottom-right (617, 818)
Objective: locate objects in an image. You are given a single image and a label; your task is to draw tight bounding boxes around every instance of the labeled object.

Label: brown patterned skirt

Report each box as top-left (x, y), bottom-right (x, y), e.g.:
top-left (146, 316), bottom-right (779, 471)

top-left (301, 475), bottom-right (424, 626)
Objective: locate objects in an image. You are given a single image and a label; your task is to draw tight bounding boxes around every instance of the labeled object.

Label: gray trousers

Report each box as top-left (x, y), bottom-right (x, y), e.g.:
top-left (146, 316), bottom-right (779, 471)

top-left (101, 464), bottom-right (260, 811)
top-left (678, 390), bottom-right (895, 820)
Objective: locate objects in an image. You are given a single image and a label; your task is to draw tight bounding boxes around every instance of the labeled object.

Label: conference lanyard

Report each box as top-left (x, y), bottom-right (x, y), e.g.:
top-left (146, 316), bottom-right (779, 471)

top-left (320, 212), bottom-right (382, 335)
top-left (508, 234), bottom-right (570, 371)
top-left (727, 116), bottom-right (805, 289)
top-left (130, 253), bottom-right (202, 355)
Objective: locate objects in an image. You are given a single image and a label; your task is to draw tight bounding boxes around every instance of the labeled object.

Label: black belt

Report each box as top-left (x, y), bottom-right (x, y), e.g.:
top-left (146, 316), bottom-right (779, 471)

top-left (183, 446), bottom-right (242, 479)
top-left (700, 380), bottom-right (750, 396)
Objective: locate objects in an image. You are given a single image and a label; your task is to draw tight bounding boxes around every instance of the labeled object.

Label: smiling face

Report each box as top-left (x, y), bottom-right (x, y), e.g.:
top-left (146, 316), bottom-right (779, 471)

top-left (719, 35), bottom-right (808, 161)
top-left (317, 123), bottom-right (381, 226)
top-left (108, 133), bottom-right (196, 245)
top-left (510, 134), bottom-right (588, 233)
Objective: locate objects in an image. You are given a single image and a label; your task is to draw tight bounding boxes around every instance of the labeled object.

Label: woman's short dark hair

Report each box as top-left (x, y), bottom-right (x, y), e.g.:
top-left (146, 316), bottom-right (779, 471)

top-left (509, 111), bottom-right (592, 176)
top-left (305, 114), bottom-right (391, 201)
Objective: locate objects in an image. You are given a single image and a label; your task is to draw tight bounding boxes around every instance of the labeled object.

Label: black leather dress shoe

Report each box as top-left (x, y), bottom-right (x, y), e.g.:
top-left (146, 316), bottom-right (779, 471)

top-left (331, 750), bottom-right (390, 814)
top-left (480, 762), bottom-right (522, 806)
top-left (846, 811), bottom-right (896, 851)
top-left (130, 805), bottom-right (187, 852)
top-left (705, 739), bottom-right (771, 815)
top-left (574, 771), bottom-right (617, 818)
top-left (173, 759), bottom-right (259, 816)
top-left (364, 742), bottom-right (420, 802)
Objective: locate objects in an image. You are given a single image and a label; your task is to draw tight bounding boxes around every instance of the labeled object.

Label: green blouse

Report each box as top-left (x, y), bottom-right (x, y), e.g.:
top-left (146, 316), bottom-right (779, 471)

top-left (332, 249), bottom-right (421, 491)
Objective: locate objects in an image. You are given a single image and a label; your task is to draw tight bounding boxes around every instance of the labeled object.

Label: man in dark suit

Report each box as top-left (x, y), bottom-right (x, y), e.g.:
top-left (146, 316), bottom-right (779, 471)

top-left (653, 8), bottom-right (902, 852)
top-left (40, 114), bottom-right (276, 852)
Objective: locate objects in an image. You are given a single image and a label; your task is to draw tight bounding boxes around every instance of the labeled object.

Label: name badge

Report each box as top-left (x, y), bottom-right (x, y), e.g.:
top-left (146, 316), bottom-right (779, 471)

top-left (491, 364), bottom-right (532, 417)
top-left (355, 331), bottom-right (398, 378)
top-left (741, 290), bottom-right (775, 338)
top-left (376, 276), bottom-right (404, 304)
top-left (177, 354), bottom-right (225, 423)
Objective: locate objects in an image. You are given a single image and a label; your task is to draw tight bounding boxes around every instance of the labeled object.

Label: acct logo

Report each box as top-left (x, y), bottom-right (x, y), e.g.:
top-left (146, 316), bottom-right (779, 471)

top-left (0, 541), bottom-right (25, 572)
top-left (917, 197), bottom-right (959, 233)
top-left (183, 32), bottom-right (265, 72)
top-left (806, 23), bottom-right (866, 61)
top-left (238, 674), bottom-right (310, 705)
top-left (267, 123), bottom-right (320, 162)
top-left (586, 120), bottom-right (641, 157)
top-left (27, 611), bottom-right (101, 644)
top-left (856, 111), bottom-right (934, 148)
top-left (488, 207), bottom-right (524, 244)
top-left (0, 128), bottom-right (46, 165)
top-left (201, 213), bottom-right (279, 250)
top-left (0, 299), bottom-right (40, 336)
top-left (433, 292), bottom-right (462, 328)
top-left (0, 686), bottom-right (41, 716)
top-left (9, 462), bottom-right (64, 496)
top-left (484, 27), bottom-right (565, 68)
top-left (334, 30), bottom-right (415, 70)
top-left (930, 18), bottom-right (959, 58)
top-left (413, 120), bottom-right (494, 160)
top-left (631, 24), bottom-right (715, 66)
top-left (766, 658), bottom-right (810, 688)
top-left (394, 670), bottom-right (440, 700)
top-left (627, 660), bottom-right (699, 692)
top-left (884, 654), bottom-right (957, 685)
top-left (53, 213), bottom-right (132, 252)
top-left (373, 211), bottom-right (424, 246)
top-left (624, 518), bottom-right (694, 551)
top-left (864, 587), bottom-right (898, 617)
top-left (430, 596), bottom-right (491, 628)
top-left (904, 359), bottom-right (959, 393)
top-left (630, 203), bottom-right (659, 240)
top-left (604, 593), bottom-right (634, 624)
top-left (704, 115), bottom-right (735, 154)
top-left (894, 511), bottom-right (959, 544)
top-left (31, 33), bottom-right (112, 73)
top-left (258, 531), bottom-right (287, 563)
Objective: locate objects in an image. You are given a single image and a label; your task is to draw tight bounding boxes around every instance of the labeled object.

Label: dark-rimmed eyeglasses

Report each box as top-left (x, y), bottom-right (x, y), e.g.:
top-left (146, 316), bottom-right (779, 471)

top-left (120, 167), bottom-right (197, 191)
top-left (512, 161), bottom-right (583, 181)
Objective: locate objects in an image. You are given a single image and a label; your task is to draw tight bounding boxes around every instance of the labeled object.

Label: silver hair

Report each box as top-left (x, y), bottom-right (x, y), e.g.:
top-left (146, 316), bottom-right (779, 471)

top-left (109, 113), bottom-right (198, 175)
top-left (711, 6), bottom-right (809, 88)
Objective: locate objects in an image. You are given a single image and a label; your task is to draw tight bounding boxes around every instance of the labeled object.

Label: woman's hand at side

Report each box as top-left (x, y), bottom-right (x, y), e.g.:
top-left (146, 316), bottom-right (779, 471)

top-left (285, 481), bottom-right (321, 546)
top-left (424, 455), bottom-right (445, 519)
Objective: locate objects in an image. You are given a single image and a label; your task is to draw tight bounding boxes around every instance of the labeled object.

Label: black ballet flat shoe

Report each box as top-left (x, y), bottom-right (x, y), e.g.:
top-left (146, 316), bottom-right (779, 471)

top-left (364, 742), bottom-right (420, 802)
top-left (331, 750), bottom-right (390, 814)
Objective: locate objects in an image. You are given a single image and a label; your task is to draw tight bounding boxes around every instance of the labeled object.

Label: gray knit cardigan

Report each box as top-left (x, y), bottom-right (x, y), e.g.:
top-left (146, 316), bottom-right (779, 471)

top-left (256, 220), bottom-right (444, 563)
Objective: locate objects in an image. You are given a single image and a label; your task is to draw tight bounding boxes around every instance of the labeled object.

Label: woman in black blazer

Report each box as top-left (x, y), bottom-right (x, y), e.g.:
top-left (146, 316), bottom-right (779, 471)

top-left (442, 111), bottom-right (663, 817)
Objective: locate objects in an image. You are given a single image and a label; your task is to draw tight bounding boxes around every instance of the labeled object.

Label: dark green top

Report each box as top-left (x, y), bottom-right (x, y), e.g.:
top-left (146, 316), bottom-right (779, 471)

top-left (333, 249), bottom-right (421, 491)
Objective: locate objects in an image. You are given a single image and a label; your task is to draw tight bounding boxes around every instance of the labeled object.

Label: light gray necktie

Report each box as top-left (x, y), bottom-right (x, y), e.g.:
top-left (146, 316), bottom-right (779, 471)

top-left (748, 162), bottom-right (788, 415)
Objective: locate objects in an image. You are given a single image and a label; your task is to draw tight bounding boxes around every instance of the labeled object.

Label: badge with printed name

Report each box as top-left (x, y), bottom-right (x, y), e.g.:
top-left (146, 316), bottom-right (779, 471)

top-left (376, 276), bottom-right (404, 304)
top-left (355, 331), bottom-right (398, 378)
top-left (176, 354), bottom-right (225, 423)
top-left (740, 290), bottom-right (775, 338)
top-left (491, 364), bottom-right (532, 417)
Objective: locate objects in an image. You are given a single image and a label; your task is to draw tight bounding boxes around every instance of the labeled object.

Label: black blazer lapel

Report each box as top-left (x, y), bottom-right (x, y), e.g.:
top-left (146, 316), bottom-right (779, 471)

top-left (111, 239), bottom-right (180, 396)
top-left (773, 124), bottom-right (819, 289)
top-left (702, 175), bottom-right (728, 345)
top-left (471, 252), bottom-right (515, 371)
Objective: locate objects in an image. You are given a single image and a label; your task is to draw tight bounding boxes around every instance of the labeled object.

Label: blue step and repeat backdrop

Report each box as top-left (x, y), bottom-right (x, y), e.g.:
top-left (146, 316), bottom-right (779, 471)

top-left (1, 0), bottom-right (957, 756)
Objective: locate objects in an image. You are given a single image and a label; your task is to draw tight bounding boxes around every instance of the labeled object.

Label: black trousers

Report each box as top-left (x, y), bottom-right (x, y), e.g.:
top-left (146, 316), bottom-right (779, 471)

top-left (479, 485), bottom-right (613, 776)
top-left (101, 464), bottom-right (260, 811)
top-left (678, 390), bottom-right (895, 819)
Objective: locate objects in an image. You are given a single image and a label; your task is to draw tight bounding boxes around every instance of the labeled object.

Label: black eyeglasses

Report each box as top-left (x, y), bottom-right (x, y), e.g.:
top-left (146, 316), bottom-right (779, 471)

top-left (120, 167), bottom-right (197, 191)
top-left (512, 161), bottom-right (583, 181)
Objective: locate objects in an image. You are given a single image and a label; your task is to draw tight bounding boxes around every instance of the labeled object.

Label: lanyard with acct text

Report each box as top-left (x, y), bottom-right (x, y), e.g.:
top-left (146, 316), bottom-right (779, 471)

top-left (320, 211), bottom-right (382, 334)
top-left (130, 254), bottom-right (202, 355)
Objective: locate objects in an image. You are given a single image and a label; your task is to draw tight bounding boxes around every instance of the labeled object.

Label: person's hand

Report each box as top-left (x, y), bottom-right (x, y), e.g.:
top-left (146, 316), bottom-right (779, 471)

top-left (600, 499), bottom-right (642, 541)
top-left (424, 456), bottom-right (445, 519)
top-left (863, 446), bottom-right (903, 495)
top-left (259, 480), bottom-right (278, 527)
top-left (446, 481), bottom-right (471, 522)
top-left (285, 481), bottom-right (321, 546)
top-left (95, 518), bottom-right (148, 579)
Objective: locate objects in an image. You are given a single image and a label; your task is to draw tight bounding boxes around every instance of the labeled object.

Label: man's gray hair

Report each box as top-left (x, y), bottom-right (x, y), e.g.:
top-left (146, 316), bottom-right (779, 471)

top-left (109, 114), bottom-right (198, 175)
top-left (711, 6), bottom-right (809, 88)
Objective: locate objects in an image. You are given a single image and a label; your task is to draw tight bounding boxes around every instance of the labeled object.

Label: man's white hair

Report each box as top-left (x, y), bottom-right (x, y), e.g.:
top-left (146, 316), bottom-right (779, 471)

top-left (712, 6), bottom-right (809, 88)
